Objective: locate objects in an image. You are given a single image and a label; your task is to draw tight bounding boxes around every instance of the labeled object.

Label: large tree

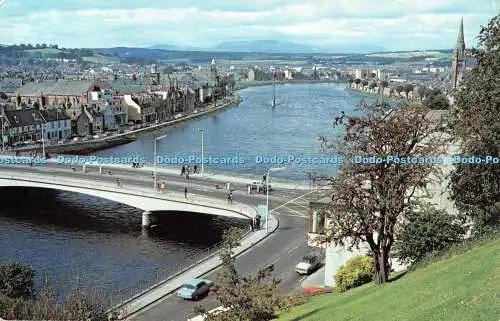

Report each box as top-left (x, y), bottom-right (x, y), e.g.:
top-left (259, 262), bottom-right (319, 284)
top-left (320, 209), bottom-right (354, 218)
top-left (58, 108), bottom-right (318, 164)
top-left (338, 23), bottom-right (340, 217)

top-left (323, 102), bottom-right (448, 283)
top-left (449, 14), bottom-right (500, 234)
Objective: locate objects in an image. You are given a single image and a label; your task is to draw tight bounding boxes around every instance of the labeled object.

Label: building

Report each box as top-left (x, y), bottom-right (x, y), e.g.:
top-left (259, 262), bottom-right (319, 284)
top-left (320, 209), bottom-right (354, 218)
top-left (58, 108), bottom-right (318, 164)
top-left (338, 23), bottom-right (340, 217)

top-left (13, 79), bottom-right (99, 108)
top-left (40, 107), bottom-right (71, 143)
top-left (88, 88), bottom-right (127, 127)
top-left (75, 106), bottom-right (104, 136)
top-left (247, 69), bottom-right (255, 81)
top-left (451, 18), bottom-right (466, 89)
top-left (2, 108), bottom-right (44, 146)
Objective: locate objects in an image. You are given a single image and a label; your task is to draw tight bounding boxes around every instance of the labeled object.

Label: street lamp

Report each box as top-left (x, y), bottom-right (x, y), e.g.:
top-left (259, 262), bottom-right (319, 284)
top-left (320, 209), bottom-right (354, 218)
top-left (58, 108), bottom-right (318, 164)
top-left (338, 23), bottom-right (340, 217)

top-left (153, 133), bottom-right (168, 190)
top-left (0, 115), bottom-right (5, 152)
top-left (266, 167), bottom-right (285, 233)
top-left (36, 118), bottom-right (45, 158)
top-left (198, 128), bottom-right (204, 176)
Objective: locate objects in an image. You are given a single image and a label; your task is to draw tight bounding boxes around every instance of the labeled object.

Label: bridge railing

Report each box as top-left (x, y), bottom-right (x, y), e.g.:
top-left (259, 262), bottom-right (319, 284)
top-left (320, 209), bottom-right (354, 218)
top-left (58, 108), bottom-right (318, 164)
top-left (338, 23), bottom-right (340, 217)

top-left (0, 171), bottom-right (257, 218)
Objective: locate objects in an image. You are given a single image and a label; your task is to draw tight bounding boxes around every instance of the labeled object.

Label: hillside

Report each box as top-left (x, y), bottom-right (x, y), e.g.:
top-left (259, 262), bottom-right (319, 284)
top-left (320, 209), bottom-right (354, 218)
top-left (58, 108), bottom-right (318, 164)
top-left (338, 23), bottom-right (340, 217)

top-left (278, 237), bottom-right (500, 321)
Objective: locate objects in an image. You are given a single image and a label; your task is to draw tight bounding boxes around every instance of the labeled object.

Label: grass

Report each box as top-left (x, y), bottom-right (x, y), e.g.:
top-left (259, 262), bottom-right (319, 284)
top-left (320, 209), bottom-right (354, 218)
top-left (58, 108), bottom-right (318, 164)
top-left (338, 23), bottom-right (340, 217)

top-left (82, 55), bottom-right (120, 64)
top-left (277, 237), bottom-right (500, 321)
top-left (25, 48), bottom-right (62, 54)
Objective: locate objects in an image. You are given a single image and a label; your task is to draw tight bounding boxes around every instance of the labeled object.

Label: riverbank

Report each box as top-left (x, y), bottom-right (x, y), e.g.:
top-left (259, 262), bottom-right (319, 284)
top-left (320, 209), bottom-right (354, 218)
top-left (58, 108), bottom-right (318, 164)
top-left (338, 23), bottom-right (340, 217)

top-left (12, 94), bottom-right (242, 155)
top-left (234, 79), bottom-right (345, 91)
top-left (344, 87), bottom-right (401, 102)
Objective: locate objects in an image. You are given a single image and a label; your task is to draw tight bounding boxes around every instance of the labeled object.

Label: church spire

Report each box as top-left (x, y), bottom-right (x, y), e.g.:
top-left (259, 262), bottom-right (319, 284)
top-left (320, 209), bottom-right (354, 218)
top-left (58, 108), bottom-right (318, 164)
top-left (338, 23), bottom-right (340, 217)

top-left (456, 17), bottom-right (465, 50)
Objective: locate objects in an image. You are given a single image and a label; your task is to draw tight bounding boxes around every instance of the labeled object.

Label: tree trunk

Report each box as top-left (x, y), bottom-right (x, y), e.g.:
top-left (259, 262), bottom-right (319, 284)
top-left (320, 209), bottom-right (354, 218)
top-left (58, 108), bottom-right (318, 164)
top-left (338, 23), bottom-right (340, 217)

top-left (374, 249), bottom-right (389, 284)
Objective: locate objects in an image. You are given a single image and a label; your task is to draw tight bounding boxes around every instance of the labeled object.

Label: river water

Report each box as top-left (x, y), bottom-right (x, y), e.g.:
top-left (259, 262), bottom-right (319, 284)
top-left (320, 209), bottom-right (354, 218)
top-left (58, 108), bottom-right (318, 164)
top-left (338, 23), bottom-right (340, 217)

top-left (0, 83), bottom-right (367, 300)
top-left (95, 83), bottom-right (370, 182)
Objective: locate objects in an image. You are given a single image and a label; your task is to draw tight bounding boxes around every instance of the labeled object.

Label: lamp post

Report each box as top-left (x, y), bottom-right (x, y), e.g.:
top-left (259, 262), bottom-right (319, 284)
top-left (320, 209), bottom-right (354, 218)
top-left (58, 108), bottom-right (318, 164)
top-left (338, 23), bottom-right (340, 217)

top-left (36, 119), bottom-right (45, 158)
top-left (266, 167), bottom-right (285, 233)
top-left (153, 133), bottom-right (168, 190)
top-left (198, 128), bottom-right (204, 176)
top-left (0, 115), bottom-right (4, 152)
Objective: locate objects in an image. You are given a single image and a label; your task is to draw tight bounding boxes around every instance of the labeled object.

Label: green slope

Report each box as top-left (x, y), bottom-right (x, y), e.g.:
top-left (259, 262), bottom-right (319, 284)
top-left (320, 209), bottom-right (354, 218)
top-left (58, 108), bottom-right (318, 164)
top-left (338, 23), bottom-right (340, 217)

top-left (278, 237), bottom-right (500, 321)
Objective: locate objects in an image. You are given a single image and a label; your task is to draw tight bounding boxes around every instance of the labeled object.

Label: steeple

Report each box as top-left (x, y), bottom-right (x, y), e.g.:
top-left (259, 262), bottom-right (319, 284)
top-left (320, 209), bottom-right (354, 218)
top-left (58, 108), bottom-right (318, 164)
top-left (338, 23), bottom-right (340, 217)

top-left (456, 17), bottom-right (465, 51)
top-left (451, 17), bottom-right (466, 89)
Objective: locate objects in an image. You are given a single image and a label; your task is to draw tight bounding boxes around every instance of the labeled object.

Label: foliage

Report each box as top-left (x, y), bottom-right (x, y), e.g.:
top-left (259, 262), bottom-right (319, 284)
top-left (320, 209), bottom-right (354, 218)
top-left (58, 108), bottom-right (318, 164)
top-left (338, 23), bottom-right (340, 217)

top-left (449, 14), bottom-right (500, 235)
top-left (277, 237), bottom-right (500, 321)
top-left (0, 268), bottom-right (112, 321)
top-left (334, 256), bottom-right (374, 293)
top-left (195, 227), bottom-right (283, 321)
top-left (0, 261), bottom-right (34, 299)
top-left (424, 88), bottom-right (450, 109)
top-left (393, 203), bottom-right (466, 265)
top-left (324, 101), bottom-right (448, 283)
top-left (380, 80), bottom-right (388, 88)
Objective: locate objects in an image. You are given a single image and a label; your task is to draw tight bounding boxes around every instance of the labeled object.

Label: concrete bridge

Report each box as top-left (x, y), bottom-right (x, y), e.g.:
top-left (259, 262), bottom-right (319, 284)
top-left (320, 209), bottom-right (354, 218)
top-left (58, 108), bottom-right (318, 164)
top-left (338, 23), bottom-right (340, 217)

top-left (0, 169), bottom-right (256, 227)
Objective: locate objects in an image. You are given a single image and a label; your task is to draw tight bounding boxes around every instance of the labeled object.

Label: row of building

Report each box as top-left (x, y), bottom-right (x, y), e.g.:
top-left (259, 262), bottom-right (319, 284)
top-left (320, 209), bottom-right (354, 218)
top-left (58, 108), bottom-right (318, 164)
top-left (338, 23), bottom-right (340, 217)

top-left (0, 63), bottom-right (226, 147)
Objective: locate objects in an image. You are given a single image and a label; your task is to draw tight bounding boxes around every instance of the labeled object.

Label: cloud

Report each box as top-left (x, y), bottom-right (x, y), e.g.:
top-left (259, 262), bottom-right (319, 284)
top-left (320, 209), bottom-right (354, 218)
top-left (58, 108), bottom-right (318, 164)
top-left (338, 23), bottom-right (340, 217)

top-left (0, 0), bottom-right (495, 50)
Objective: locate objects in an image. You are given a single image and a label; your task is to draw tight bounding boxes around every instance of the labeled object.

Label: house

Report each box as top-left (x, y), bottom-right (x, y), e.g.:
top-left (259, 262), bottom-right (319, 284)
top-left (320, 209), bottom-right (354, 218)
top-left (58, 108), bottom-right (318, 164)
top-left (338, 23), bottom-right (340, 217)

top-left (40, 107), bottom-right (72, 143)
top-left (100, 102), bottom-right (116, 131)
top-left (12, 80), bottom-right (57, 107)
top-left (2, 108), bottom-right (44, 146)
top-left (88, 88), bottom-right (127, 128)
top-left (75, 106), bottom-right (103, 136)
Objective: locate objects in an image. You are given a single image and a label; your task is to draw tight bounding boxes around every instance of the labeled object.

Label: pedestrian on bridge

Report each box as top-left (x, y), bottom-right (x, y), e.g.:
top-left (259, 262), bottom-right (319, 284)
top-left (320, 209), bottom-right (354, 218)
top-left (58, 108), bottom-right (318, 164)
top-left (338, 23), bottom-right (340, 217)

top-left (161, 182), bottom-right (166, 193)
top-left (184, 187), bottom-right (188, 199)
top-left (116, 178), bottom-right (121, 188)
top-left (255, 214), bottom-right (261, 230)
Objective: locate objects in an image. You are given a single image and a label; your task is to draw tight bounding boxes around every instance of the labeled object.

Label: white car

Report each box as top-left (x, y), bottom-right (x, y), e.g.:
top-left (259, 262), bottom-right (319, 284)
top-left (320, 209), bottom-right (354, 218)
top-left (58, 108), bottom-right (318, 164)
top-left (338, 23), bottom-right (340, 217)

top-left (295, 255), bottom-right (322, 275)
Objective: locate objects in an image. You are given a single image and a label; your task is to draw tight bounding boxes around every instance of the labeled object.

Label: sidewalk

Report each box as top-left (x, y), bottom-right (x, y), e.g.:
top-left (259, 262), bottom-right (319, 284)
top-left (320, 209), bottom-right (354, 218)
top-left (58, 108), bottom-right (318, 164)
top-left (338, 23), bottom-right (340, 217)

top-left (112, 213), bottom-right (279, 319)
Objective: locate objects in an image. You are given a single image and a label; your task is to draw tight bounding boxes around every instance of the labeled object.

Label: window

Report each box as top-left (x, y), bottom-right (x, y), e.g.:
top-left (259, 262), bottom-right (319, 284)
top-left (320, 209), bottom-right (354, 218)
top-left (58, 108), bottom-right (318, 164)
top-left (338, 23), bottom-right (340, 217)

top-left (197, 282), bottom-right (205, 288)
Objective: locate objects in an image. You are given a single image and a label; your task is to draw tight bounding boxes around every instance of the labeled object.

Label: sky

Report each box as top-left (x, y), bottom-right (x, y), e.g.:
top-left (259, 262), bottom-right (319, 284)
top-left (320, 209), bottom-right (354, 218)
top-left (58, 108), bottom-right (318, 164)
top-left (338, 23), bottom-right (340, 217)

top-left (0, 0), bottom-right (497, 51)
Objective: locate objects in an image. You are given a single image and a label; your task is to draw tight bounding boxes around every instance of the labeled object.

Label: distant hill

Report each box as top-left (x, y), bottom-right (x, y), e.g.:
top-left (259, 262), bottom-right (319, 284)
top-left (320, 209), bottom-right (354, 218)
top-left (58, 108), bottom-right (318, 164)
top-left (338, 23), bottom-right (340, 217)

top-left (150, 40), bottom-right (387, 54)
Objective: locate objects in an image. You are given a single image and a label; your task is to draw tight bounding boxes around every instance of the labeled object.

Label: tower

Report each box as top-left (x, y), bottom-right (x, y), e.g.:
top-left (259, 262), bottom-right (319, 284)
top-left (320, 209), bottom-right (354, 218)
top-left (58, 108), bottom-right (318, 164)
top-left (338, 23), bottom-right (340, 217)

top-left (209, 58), bottom-right (217, 83)
top-left (451, 18), bottom-right (466, 89)
top-left (149, 64), bottom-right (160, 87)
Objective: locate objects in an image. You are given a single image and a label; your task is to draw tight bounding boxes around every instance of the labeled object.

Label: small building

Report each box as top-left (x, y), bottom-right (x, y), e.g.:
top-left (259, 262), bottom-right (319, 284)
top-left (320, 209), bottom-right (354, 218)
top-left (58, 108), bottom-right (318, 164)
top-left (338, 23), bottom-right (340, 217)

top-left (3, 108), bottom-right (44, 146)
top-left (75, 106), bottom-right (104, 136)
top-left (40, 107), bottom-right (72, 143)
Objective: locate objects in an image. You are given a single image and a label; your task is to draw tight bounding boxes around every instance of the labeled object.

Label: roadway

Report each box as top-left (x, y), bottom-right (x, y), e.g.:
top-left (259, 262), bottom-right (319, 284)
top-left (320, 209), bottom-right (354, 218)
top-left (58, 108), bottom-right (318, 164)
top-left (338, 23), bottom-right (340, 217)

top-left (0, 163), bottom-right (327, 321)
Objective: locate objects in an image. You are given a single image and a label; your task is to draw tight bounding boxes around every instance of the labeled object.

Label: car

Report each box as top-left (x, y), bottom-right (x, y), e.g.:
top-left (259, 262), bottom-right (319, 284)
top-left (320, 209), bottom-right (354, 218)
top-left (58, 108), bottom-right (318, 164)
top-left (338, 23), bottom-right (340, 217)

top-left (177, 279), bottom-right (214, 300)
top-left (295, 255), bottom-right (322, 275)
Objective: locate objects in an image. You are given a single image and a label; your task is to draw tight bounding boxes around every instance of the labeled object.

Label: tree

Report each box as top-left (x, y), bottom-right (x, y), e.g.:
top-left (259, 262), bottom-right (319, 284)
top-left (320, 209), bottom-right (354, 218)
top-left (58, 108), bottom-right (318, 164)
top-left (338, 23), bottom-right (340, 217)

top-left (163, 66), bottom-right (176, 74)
top-left (354, 78), bottom-right (361, 85)
top-left (0, 261), bottom-right (34, 299)
top-left (449, 14), bottom-right (500, 234)
top-left (369, 82), bottom-right (377, 89)
top-left (196, 227), bottom-right (283, 321)
top-left (323, 102), bottom-right (448, 283)
top-left (380, 80), bottom-right (388, 88)
top-left (395, 85), bottom-right (404, 94)
top-left (393, 203), bottom-right (465, 265)
top-left (361, 80), bottom-right (369, 87)
top-left (426, 92), bottom-right (450, 110)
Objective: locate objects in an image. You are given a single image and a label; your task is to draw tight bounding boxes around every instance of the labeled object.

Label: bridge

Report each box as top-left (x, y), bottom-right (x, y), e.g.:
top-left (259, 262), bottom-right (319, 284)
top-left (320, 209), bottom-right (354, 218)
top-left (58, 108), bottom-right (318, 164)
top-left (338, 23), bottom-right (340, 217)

top-left (0, 168), bottom-right (256, 228)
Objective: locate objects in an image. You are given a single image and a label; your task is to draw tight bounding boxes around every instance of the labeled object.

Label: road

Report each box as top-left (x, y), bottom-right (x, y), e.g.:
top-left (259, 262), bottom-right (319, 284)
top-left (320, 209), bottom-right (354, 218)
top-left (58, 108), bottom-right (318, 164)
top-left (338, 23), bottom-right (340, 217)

top-left (0, 163), bottom-right (326, 321)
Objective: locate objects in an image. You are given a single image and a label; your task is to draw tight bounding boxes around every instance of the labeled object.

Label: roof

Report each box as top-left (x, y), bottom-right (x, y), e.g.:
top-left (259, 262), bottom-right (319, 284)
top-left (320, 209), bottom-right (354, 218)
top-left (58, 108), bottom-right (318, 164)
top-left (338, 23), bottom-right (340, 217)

top-left (188, 279), bottom-right (211, 286)
top-left (40, 108), bottom-right (71, 121)
top-left (15, 80), bottom-right (58, 97)
top-left (5, 109), bottom-right (43, 127)
top-left (47, 79), bottom-right (94, 95)
top-left (0, 78), bottom-right (23, 94)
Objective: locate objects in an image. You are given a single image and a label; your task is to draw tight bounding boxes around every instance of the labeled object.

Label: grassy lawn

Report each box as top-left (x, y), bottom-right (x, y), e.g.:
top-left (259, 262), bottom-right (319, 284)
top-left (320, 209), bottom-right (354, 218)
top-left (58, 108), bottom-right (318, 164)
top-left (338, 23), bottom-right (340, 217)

top-left (277, 237), bottom-right (500, 321)
top-left (82, 55), bottom-right (120, 64)
top-left (25, 48), bottom-right (62, 54)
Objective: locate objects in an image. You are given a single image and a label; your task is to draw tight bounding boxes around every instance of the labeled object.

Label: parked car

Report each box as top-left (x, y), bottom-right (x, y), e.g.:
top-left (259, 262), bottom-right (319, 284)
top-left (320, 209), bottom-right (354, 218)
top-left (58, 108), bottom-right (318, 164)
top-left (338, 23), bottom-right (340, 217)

top-left (295, 255), bottom-right (322, 275)
top-left (177, 279), bottom-right (214, 300)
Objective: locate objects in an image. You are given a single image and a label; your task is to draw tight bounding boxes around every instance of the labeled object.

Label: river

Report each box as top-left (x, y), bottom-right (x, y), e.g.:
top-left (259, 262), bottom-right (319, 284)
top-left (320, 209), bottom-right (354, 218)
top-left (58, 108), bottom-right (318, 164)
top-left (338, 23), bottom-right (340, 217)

top-left (0, 83), bottom-right (368, 300)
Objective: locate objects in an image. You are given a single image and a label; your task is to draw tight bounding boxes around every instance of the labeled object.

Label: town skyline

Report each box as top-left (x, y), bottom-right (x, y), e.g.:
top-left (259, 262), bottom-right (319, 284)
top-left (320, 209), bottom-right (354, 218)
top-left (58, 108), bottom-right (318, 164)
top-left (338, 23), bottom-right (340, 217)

top-left (0, 0), bottom-right (496, 52)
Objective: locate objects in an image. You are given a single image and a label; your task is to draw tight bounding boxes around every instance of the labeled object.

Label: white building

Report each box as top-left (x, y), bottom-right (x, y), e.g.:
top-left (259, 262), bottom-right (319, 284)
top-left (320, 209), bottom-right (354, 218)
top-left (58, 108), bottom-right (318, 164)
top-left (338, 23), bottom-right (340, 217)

top-left (40, 107), bottom-right (71, 143)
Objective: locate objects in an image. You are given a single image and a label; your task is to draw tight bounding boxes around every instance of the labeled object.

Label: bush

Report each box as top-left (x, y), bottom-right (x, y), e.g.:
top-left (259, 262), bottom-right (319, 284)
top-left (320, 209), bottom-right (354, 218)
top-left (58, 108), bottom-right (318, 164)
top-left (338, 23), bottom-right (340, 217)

top-left (334, 256), bottom-right (374, 293)
top-left (394, 204), bottom-right (465, 265)
top-left (0, 261), bottom-right (34, 299)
